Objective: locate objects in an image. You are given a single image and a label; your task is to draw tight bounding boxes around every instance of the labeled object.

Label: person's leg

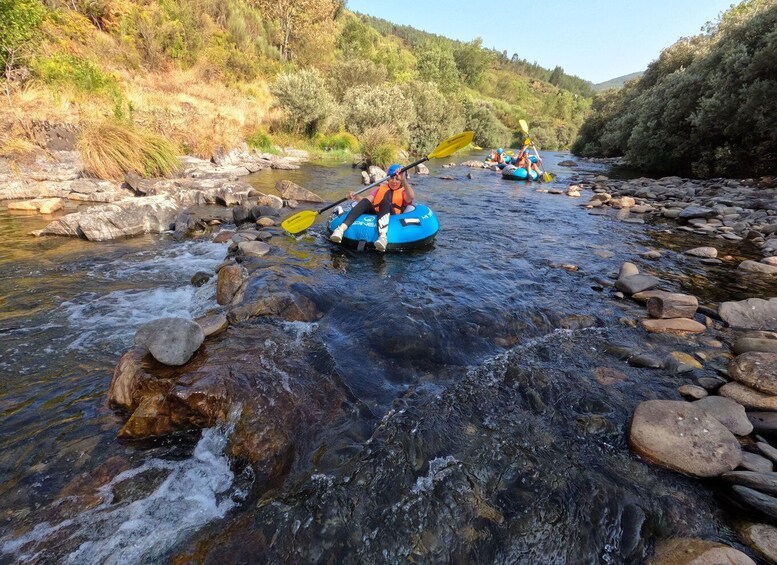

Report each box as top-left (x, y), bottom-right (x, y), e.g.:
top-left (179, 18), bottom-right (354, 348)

top-left (330, 198), bottom-right (373, 242)
top-left (375, 197), bottom-right (391, 252)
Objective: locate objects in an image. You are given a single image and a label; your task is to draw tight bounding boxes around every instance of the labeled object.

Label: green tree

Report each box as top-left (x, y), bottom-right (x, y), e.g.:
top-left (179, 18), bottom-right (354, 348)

top-left (272, 69), bottom-right (335, 136)
top-left (453, 38), bottom-right (491, 87)
top-left (416, 40), bottom-right (459, 92)
top-left (0, 0), bottom-right (44, 77)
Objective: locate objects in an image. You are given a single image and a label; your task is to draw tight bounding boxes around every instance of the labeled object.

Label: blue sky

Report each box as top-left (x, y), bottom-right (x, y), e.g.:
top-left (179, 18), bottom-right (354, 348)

top-left (346, 0), bottom-right (736, 83)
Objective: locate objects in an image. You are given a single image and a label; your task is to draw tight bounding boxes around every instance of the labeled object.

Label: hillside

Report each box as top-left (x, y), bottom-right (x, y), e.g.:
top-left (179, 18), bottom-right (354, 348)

top-left (573, 0), bottom-right (777, 178)
top-left (593, 71), bottom-right (643, 92)
top-left (0, 0), bottom-right (594, 178)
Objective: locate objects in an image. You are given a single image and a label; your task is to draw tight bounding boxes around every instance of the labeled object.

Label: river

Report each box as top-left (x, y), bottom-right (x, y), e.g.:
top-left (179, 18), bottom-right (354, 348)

top-left (0, 152), bottom-right (768, 563)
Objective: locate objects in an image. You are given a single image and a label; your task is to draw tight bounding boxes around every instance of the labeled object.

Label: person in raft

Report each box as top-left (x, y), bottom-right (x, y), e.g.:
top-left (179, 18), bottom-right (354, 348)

top-left (488, 148), bottom-right (506, 163)
top-left (515, 147), bottom-right (541, 174)
top-left (329, 163), bottom-right (415, 252)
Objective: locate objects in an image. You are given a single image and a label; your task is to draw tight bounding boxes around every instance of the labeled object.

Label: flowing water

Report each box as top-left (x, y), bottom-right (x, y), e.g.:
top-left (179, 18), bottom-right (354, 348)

top-left (1, 153), bottom-right (774, 563)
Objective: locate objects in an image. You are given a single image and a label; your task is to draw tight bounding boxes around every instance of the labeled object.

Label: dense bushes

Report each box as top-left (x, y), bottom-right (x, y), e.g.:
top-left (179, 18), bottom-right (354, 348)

top-left (464, 100), bottom-right (511, 148)
top-left (572, 0), bottom-right (777, 177)
top-left (272, 69), bottom-right (335, 135)
top-left (342, 84), bottom-right (414, 139)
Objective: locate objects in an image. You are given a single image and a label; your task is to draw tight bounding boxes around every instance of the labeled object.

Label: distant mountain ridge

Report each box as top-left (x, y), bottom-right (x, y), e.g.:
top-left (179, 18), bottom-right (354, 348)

top-left (593, 71), bottom-right (643, 91)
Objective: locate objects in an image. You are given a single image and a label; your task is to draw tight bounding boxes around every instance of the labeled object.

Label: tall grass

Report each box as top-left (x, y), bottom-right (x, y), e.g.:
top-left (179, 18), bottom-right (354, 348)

top-left (78, 120), bottom-right (180, 180)
top-left (358, 125), bottom-right (400, 167)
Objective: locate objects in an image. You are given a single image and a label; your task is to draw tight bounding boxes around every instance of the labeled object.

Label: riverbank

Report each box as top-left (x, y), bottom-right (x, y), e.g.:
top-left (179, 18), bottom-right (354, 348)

top-left (3, 152), bottom-right (777, 562)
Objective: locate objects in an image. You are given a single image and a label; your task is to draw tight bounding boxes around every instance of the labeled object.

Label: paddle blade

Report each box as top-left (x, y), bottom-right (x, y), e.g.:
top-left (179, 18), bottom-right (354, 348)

top-left (543, 171), bottom-right (553, 182)
top-left (282, 209), bottom-right (319, 234)
top-left (428, 131), bottom-right (474, 159)
top-left (519, 119), bottom-right (530, 134)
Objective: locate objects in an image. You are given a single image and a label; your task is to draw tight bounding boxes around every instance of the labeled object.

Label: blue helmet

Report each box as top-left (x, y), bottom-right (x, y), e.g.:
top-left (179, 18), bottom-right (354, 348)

top-left (497, 148), bottom-right (503, 154)
top-left (387, 163), bottom-right (402, 176)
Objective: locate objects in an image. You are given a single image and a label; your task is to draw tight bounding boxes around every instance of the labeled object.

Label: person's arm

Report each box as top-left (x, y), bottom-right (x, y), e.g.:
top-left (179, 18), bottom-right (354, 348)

top-left (400, 172), bottom-right (415, 203)
top-left (348, 190), bottom-right (375, 203)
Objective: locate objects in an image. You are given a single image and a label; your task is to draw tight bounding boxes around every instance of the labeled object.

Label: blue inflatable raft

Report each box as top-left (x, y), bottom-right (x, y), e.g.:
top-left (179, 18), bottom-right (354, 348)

top-left (327, 204), bottom-right (439, 251)
top-left (502, 164), bottom-right (539, 181)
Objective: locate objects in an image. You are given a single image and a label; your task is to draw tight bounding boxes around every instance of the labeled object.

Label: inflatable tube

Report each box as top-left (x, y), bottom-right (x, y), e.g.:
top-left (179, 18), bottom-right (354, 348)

top-left (327, 203), bottom-right (439, 251)
top-left (501, 164), bottom-right (539, 181)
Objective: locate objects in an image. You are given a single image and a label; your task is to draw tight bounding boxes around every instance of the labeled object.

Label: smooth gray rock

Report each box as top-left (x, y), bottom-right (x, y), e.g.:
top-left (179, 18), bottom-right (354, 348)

top-left (750, 412), bottom-right (777, 434)
top-left (739, 260), bottom-right (777, 274)
top-left (694, 396), bottom-right (753, 436)
top-left (275, 180), bottom-right (323, 203)
top-left (723, 471), bottom-right (777, 494)
top-left (678, 206), bottom-right (717, 220)
top-left (733, 486), bottom-right (777, 520)
top-left (615, 274), bottom-right (661, 295)
top-left (134, 317), bottom-right (204, 366)
top-left (739, 452), bottom-right (774, 473)
top-left (734, 337), bottom-right (777, 355)
top-left (685, 246), bottom-right (718, 258)
top-left (719, 298), bottom-right (777, 331)
top-left (758, 442), bottom-right (777, 464)
top-left (238, 241), bottom-right (270, 258)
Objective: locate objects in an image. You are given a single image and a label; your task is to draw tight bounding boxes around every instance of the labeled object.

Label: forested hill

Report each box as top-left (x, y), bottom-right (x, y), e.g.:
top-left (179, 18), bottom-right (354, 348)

top-left (593, 72), bottom-right (643, 92)
top-left (1, 0), bottom-right (593, 178)
top-left (572, 0), bottom-right (777, 178)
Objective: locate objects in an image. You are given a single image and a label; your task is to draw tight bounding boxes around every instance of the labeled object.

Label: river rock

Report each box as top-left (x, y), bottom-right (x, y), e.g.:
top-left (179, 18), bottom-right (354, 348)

top-left (195, 313), bottom-right (228, 337)
top-left (694, 396), bottom-right (753, 436)
top-left (39, 193), bottom-right (196, 241)
top-left (749, 412), bottom-right (777, 434)
top-left (646, 292), bottom-right (698, 319)
top-left (256, 217), bottom-right (276, 227)
top-left (616, 274), bottom-right (661, 295)
top-left (256, 194), bottom-right (284, 209)
top-left (685, 246), bottom-right (718, 258)
top-left (740, 452), bottom-right (774, 473)
top-left (629, 400), bottom-right (741, 477)
top-left (558, 160), bottom-right (578, 167)
top-left (734, 336), bottom-right (777, 355)
top-left (758, 442), bottom-right (777, 464)
top-left (107, 347), bottom-right (163, 412)
top-left (618, 262), bottom-right (640, 279)
top-left (217, 264), bottom-right (244, 305)
top-left (641, 318), bottom-right (706, 335)
top-left (723, 471), bottom-right (777, 496)
top-left (720, 382), bottom-right (777, 411)
top-left (679, 385), bottom-right (708, 400)
top-left (592, 367), bottom-right (628, 386)
top-left (670, 351), bottom-right (703, 370)
top-left (191, 271), bottom-right (211, 287)
top-left (741, 523), bottom-right (777, 564)
top-left (648, 538), bottom-right (755, 565)
top-left (733, 486), bottom-right (777, 521)
top-left (134, 318), bottom-right (204, 366)
top-left (719, 298), bottom-right (777, 330)
top-left (729, 352), bottom-right (777, 395)
top-left (238, 241), bottom-right (270, 258)
top-left (678, 206), bottom-right (717, 220)
top-left (697, 377), bottom-right (726, 391)
top-left (739, 260), bottom-right (777, 274)
top-left (275, 180), bottom-right (323, 203)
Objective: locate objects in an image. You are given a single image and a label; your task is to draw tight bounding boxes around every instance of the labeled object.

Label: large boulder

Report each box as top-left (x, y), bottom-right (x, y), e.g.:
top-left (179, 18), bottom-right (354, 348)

top-left (719, 298), bottom-right (777, 330)
top-left (134, 317), bottom-right (205, 366)
top-left (275, 180), bottom-right (323, 203)
top-left (38, 193), bottom-right (198, 241)
top-left (629, 400), bottom-right (741, 477)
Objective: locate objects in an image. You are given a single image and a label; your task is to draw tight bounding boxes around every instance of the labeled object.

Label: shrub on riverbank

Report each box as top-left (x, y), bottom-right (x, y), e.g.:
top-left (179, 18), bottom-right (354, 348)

top-left (78, 120), bottom-right (179, 180)
top-left (358, 125), bottom-right (400, 167)
top-left (572, 0), bottom-right (777, 178)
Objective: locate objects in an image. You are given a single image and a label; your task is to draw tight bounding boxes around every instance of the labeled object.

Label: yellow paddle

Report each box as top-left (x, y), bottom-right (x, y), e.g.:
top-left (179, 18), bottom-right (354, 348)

top-left (282, 131), bottom-right (475, 235)
top-left (519, 119), bottom-right (553, 182)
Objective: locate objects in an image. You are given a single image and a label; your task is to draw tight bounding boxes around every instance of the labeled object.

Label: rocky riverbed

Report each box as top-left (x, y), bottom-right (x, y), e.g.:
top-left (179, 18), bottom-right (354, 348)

top-left (3, 150), bottom-right (777, 563)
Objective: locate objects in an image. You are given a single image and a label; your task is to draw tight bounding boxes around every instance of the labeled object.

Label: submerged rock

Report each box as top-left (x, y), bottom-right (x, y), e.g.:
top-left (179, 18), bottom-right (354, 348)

top-left (649, 538), bottom-right (754, 565)
top-left (275, 179), bottom-right (323, 203)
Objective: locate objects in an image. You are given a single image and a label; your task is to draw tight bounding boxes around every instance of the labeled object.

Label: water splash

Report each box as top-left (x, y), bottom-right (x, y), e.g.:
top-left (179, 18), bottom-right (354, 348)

top-left (1, 406), bottom-right (248, 564)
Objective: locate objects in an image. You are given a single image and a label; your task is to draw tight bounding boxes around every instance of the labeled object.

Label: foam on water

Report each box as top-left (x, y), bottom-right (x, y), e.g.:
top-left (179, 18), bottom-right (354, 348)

top-left (1, 407), bottom-right (248, 564)
top-left (60, 241), bottom-right (224, 354)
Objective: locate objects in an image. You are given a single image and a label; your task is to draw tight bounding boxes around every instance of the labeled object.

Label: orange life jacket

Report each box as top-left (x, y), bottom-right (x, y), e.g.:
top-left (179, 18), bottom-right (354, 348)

top-left (372, 183), bottom-right (408, 215)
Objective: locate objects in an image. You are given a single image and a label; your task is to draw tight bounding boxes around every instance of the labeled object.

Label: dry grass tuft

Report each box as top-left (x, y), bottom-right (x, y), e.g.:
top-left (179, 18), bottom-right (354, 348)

top-left (78, 120), bottom-right (180, 180)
